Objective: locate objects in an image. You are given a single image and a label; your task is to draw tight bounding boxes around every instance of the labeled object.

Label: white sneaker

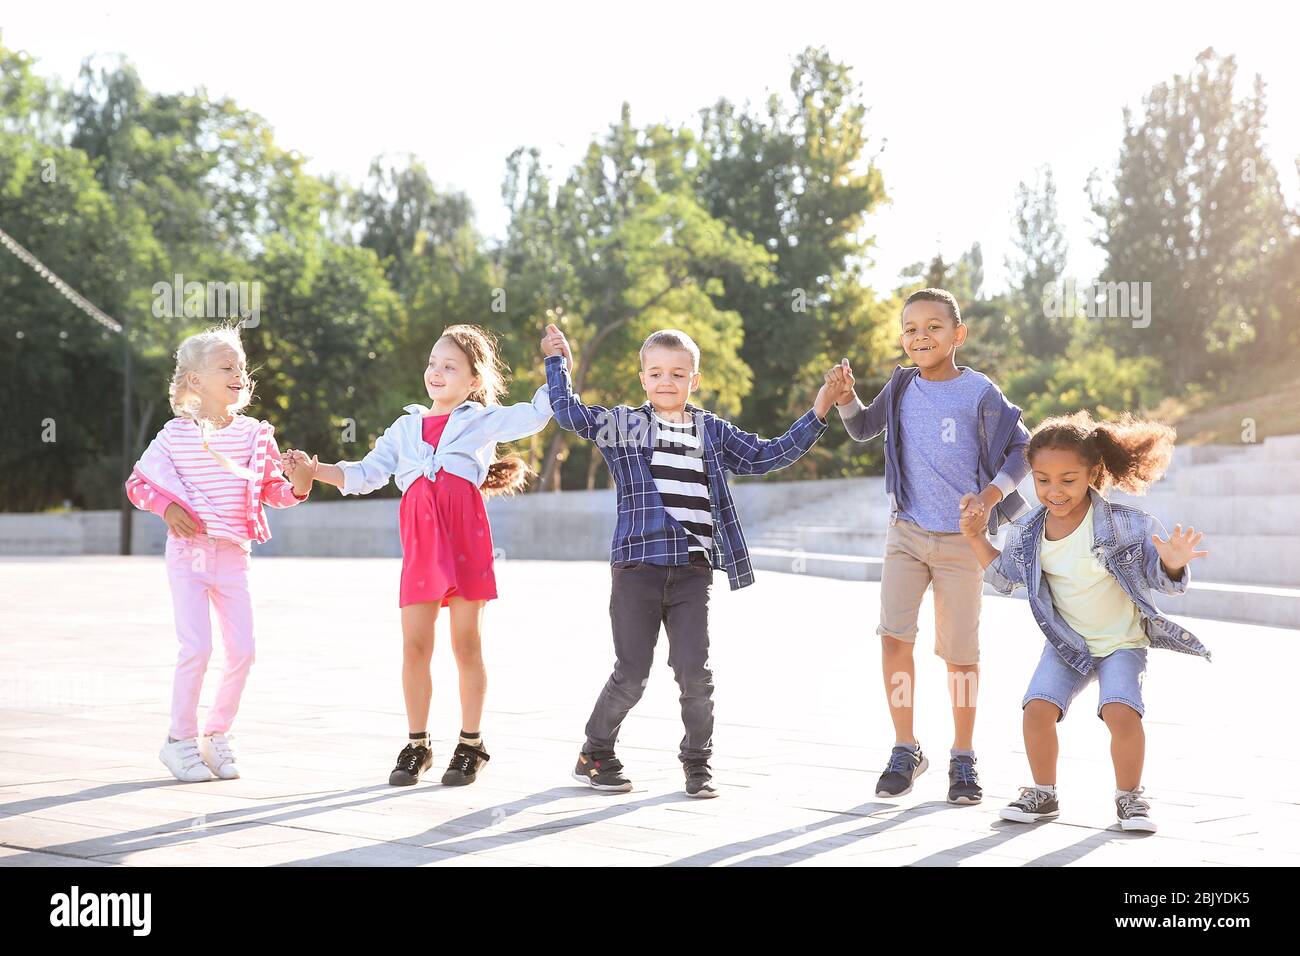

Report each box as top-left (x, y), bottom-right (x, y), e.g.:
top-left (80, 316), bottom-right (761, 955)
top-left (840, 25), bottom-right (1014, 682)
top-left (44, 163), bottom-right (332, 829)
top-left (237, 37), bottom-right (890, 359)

top-left (160, 737), bottom-right (214, 783)
top-left (198, 733), bottom-right (241, 779)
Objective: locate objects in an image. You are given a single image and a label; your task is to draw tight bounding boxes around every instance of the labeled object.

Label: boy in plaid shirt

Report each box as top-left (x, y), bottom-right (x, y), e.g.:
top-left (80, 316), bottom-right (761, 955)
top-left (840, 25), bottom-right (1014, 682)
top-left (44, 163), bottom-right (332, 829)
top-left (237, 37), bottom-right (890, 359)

top-left (541, 322), bottom-right (837, 797)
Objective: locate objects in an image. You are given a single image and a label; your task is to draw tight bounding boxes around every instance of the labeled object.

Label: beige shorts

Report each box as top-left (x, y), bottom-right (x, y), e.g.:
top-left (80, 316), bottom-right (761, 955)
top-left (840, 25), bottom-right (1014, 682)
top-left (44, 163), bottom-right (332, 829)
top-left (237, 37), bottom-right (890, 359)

top-left (878, 518), bottom-right (984, 665)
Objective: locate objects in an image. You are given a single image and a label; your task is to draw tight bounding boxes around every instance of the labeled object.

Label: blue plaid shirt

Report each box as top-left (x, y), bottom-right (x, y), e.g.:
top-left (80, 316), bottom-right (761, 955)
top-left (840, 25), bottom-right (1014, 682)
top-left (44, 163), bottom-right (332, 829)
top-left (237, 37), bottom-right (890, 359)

top-left (545, 354), bottom-right (828, 590)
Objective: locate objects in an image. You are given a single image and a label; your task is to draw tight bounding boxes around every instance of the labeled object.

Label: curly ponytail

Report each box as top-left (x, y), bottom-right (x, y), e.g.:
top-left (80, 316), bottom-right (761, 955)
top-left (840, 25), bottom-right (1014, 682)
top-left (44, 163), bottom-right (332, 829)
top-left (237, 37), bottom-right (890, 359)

top-left (481, 456), bottom-right (534, 497)
top-left (1027, 410), bottom-right (1175, 495)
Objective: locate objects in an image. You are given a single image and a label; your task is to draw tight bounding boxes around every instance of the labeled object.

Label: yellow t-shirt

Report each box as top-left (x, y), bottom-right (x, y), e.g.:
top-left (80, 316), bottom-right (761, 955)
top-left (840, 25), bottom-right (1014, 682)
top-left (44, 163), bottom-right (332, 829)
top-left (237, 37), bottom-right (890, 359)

top-left (1040, 503), bottom-right (1149, 657)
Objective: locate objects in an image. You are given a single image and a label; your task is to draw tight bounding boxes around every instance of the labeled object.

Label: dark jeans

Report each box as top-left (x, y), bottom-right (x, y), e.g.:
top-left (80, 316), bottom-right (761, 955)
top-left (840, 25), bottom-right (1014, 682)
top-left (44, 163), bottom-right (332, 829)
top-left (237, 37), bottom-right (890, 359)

top-left (583, 556), bottom-right (715, 764)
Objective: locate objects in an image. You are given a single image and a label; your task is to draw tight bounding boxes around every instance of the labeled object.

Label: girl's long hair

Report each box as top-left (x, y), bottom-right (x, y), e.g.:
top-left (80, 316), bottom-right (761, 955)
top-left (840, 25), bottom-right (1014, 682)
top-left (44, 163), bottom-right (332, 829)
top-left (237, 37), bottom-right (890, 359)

top-left (439, 324), bottom-right (534, 496)
top-left (169, 325), bottom-right (257, 479)
top-left (1027, 409), bottom-right (1175, 495)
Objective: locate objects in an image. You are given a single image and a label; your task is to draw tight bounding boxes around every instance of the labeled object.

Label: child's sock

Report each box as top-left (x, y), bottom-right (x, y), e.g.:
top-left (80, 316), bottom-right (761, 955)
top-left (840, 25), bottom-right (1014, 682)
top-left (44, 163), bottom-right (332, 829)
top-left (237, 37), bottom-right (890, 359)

top-left (950, 748), bottom-right (975, 760)
top-left (459, 730), bottom-right (482, 748)
top-left (408, 731), bottom-right (430, 749)
top-left (1036, 784), bottom-right (1057, 795)
top-left (1115, 786), bottom-right (1142, 798)
top-left (894, 741), bottom-right (920, 753)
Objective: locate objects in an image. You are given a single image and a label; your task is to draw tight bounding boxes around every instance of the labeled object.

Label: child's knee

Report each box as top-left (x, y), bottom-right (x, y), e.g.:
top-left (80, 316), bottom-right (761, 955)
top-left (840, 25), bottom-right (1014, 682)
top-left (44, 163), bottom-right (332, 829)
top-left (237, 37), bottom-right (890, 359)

top-left (452, 639), bottom-right (484, 668)
top-left (402, 632), bottom-right (434, 660)
top-left (177, 641), bottom-right (212, 668)
top-left (1101, 701), bottom-right (1142, 729)
top-left (1024, 699), bottom-right (1061, 724)
top-left (881, 633), bottom-right (915, 656)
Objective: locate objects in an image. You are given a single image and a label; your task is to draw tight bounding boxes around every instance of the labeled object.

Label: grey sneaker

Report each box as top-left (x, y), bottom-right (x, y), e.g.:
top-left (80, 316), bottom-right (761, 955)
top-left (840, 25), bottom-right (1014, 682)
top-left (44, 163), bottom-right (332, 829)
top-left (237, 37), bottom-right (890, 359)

top-left (1000, 785), bottom-right (1060, 823)
top-left (947, 754), bottom-right (982, 805)
top-left (875, 743), bottom-right (928, 797)
top-left (1116, 787), bottom-right (1157, 832)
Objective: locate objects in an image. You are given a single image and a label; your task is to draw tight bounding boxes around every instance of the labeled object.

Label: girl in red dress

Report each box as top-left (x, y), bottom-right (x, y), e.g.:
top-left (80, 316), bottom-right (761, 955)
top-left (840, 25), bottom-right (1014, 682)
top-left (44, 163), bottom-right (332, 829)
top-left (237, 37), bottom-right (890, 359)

top-left (286, 325), bottom-right (552, 787)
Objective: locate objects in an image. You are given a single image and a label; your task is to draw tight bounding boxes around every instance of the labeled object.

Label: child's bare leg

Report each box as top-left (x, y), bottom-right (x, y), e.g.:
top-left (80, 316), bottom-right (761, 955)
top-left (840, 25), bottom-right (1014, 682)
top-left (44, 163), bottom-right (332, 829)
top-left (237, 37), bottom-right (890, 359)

top-left (448, 597), bottom-right (488, 733)
top-left (882, 635), bottom-right (917, 744)
top-left (1101, 702), bottom-right (1145, 791)
top-left (946, 663), bottom-right (979, 751)
top-left (400, 602), bottom-right (439, 733)
top-left (1023, 699), bottom-right (1060, 785)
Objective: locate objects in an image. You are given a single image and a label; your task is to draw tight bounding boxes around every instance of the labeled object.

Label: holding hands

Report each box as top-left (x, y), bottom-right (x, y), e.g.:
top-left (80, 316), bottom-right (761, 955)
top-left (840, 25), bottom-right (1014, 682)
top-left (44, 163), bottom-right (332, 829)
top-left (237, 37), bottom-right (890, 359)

top-left (541, 323), bottom-right (572, 363)
top-left (282, 448), bottom-right (319, 496)
top-left (823, 358), bottom-right (856, 407)
top-left (958, 493), bottom-right (989, 538)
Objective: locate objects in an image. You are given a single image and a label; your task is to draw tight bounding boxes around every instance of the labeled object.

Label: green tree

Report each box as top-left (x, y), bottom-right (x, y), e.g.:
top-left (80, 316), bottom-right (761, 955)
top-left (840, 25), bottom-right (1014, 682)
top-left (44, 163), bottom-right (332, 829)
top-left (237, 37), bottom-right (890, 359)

top-left (1090, 48), bottom-right (1291, 388)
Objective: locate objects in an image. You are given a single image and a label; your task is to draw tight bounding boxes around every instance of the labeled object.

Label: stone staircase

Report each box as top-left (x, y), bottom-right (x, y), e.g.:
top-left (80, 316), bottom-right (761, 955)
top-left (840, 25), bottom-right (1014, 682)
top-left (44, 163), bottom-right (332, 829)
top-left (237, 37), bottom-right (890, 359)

top-left (748, 435), bottom-right (1300, 629)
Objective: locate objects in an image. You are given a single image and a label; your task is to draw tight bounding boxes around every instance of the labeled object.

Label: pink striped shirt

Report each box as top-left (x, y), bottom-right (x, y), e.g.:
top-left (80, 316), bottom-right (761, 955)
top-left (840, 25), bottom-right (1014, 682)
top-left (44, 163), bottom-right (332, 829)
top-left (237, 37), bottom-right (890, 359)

top-left (126, 415), bottom-right (307, 549)
top-left (165, 416), bottom-right (261, 547)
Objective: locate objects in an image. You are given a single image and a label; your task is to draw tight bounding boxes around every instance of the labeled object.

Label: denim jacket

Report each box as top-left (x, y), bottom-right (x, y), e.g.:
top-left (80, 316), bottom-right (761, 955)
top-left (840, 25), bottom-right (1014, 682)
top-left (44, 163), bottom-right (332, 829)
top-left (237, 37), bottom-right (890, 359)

top-left (338, 386), bottom-right (552, 496)
top-left (986, 487), bottom-right (1210, 675)
top-left (838, 365), bottom-right (1031, 534)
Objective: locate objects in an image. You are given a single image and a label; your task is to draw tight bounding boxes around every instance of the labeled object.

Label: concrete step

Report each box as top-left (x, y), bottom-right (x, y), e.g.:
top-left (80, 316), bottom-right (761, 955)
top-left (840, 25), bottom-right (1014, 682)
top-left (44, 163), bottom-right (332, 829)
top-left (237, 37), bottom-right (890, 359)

top-left (1166, 461), bottom-right (1300, 497)
top-left (750, 546), bottom-right (1300, 629)
top-left (750, 526), bottom-right (888, 557)
top-left (757, 526), bottom-right (1297, 586)
top-left (751, 546), bottom-right (883, 581)
top-left (1109, 492), bottom-right (1300, 536)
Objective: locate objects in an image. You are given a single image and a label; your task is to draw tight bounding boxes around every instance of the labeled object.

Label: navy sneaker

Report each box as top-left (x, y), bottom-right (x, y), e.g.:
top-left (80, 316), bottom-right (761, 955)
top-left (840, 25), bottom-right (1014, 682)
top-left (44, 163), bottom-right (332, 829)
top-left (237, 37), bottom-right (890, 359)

top-left (875, 743), bottom-right (928, 797)
top-left (572, 750), bottom-right (633, 792)
top-left (947, 754), bottom-right (983, 805)
top-left (1000, 786), bottom-right (1060, 823)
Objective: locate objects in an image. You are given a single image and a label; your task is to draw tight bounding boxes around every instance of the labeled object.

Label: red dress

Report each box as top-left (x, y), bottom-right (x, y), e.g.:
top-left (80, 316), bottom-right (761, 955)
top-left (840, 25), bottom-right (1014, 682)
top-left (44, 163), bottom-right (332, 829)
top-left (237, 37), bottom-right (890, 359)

top-left (397, 414), bottom-right (498, 608)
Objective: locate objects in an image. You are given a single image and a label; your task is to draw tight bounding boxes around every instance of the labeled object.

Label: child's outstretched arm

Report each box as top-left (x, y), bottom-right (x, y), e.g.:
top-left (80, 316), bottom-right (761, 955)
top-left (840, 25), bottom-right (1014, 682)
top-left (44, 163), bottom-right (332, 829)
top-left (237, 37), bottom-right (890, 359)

top-left (715, 381), bottom-right (832, 477)
top-left (959, 504), bottom-right (1024, 594)
top-left (291, 420), bottom-right (402, 495)
top-left (261, 434), bottom-right (311, 507)
top-left (477, 383), bottom-right (553, 444)
top-left (826, 359), bottom-right (889, 442)
top-left (542, 323), bottom-right (611, 442)
top-left (1145, 517), bottom-right (1207, 594)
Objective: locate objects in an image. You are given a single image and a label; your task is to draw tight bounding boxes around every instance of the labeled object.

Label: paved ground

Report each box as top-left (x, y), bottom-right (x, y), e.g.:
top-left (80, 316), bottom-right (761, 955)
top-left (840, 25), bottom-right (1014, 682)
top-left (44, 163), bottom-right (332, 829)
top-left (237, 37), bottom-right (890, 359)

top-left (0, 556), bottom-right (1296, 867)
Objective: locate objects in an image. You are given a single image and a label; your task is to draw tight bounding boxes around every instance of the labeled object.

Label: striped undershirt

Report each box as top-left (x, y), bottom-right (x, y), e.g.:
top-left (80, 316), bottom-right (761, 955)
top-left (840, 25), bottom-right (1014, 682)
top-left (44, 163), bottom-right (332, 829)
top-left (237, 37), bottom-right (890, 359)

top-left (166, 415), bottom-right (258, 548)
top-left (649, 413), bottom-right (713, 557)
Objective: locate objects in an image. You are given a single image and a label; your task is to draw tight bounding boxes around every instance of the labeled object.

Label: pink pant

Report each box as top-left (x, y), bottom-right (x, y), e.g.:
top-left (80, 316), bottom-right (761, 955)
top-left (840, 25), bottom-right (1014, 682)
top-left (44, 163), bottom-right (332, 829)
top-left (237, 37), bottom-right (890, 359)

top-left (164, 534), bottom-right (255, 740)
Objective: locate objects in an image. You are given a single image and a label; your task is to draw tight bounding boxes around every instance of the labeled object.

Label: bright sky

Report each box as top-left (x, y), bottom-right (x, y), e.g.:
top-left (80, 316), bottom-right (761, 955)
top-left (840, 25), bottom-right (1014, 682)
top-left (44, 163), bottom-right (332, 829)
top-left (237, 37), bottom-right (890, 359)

top-left (3, 1), bottom-right (1297, 296)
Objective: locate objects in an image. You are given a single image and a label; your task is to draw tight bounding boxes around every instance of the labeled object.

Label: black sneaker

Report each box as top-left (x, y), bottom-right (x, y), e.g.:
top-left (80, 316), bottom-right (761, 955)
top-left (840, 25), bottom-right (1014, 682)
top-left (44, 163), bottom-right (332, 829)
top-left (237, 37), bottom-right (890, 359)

top-left (441, 742), bottom-right (490, 786)
top-left (684, 761), bottom-right (718, 799)
top-left (572, 750), bottom-right (633, 792)
top-left (875, 743), bottom-right (928, 797)
top-left (389, 742), bottom-right (433, 786)
top-left (947, 754), bottom-right (983, 805)
top-left (1000, 785), bottom-right (1060, 823)
top-left (1116, 787), bottom-right (1157, 832)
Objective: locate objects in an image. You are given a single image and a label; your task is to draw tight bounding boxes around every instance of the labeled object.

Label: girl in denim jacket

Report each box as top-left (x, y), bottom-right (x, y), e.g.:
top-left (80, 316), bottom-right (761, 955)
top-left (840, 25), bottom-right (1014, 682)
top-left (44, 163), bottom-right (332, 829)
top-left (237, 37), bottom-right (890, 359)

top-left (959, 411), bottom-right (1210, 832)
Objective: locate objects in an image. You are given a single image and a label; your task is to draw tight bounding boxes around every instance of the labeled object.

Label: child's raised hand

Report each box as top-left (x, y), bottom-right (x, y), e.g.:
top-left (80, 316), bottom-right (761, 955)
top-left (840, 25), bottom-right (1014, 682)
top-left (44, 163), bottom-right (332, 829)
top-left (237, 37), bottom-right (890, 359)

top-left (1151, 523), bottom-right (1208, 578)
top-left (163, 501), bottom-right (199, 538)
top-left (823, 358), bottom-right (855, 405)
top-left (541, 323), bottom-right (572, 363)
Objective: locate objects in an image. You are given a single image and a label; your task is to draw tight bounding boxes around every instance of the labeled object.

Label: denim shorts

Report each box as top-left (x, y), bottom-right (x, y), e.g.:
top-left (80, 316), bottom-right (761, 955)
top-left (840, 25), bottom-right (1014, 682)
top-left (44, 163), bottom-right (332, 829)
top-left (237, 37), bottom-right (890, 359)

top-left (1023, 643), bottom-right (1148, 722)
